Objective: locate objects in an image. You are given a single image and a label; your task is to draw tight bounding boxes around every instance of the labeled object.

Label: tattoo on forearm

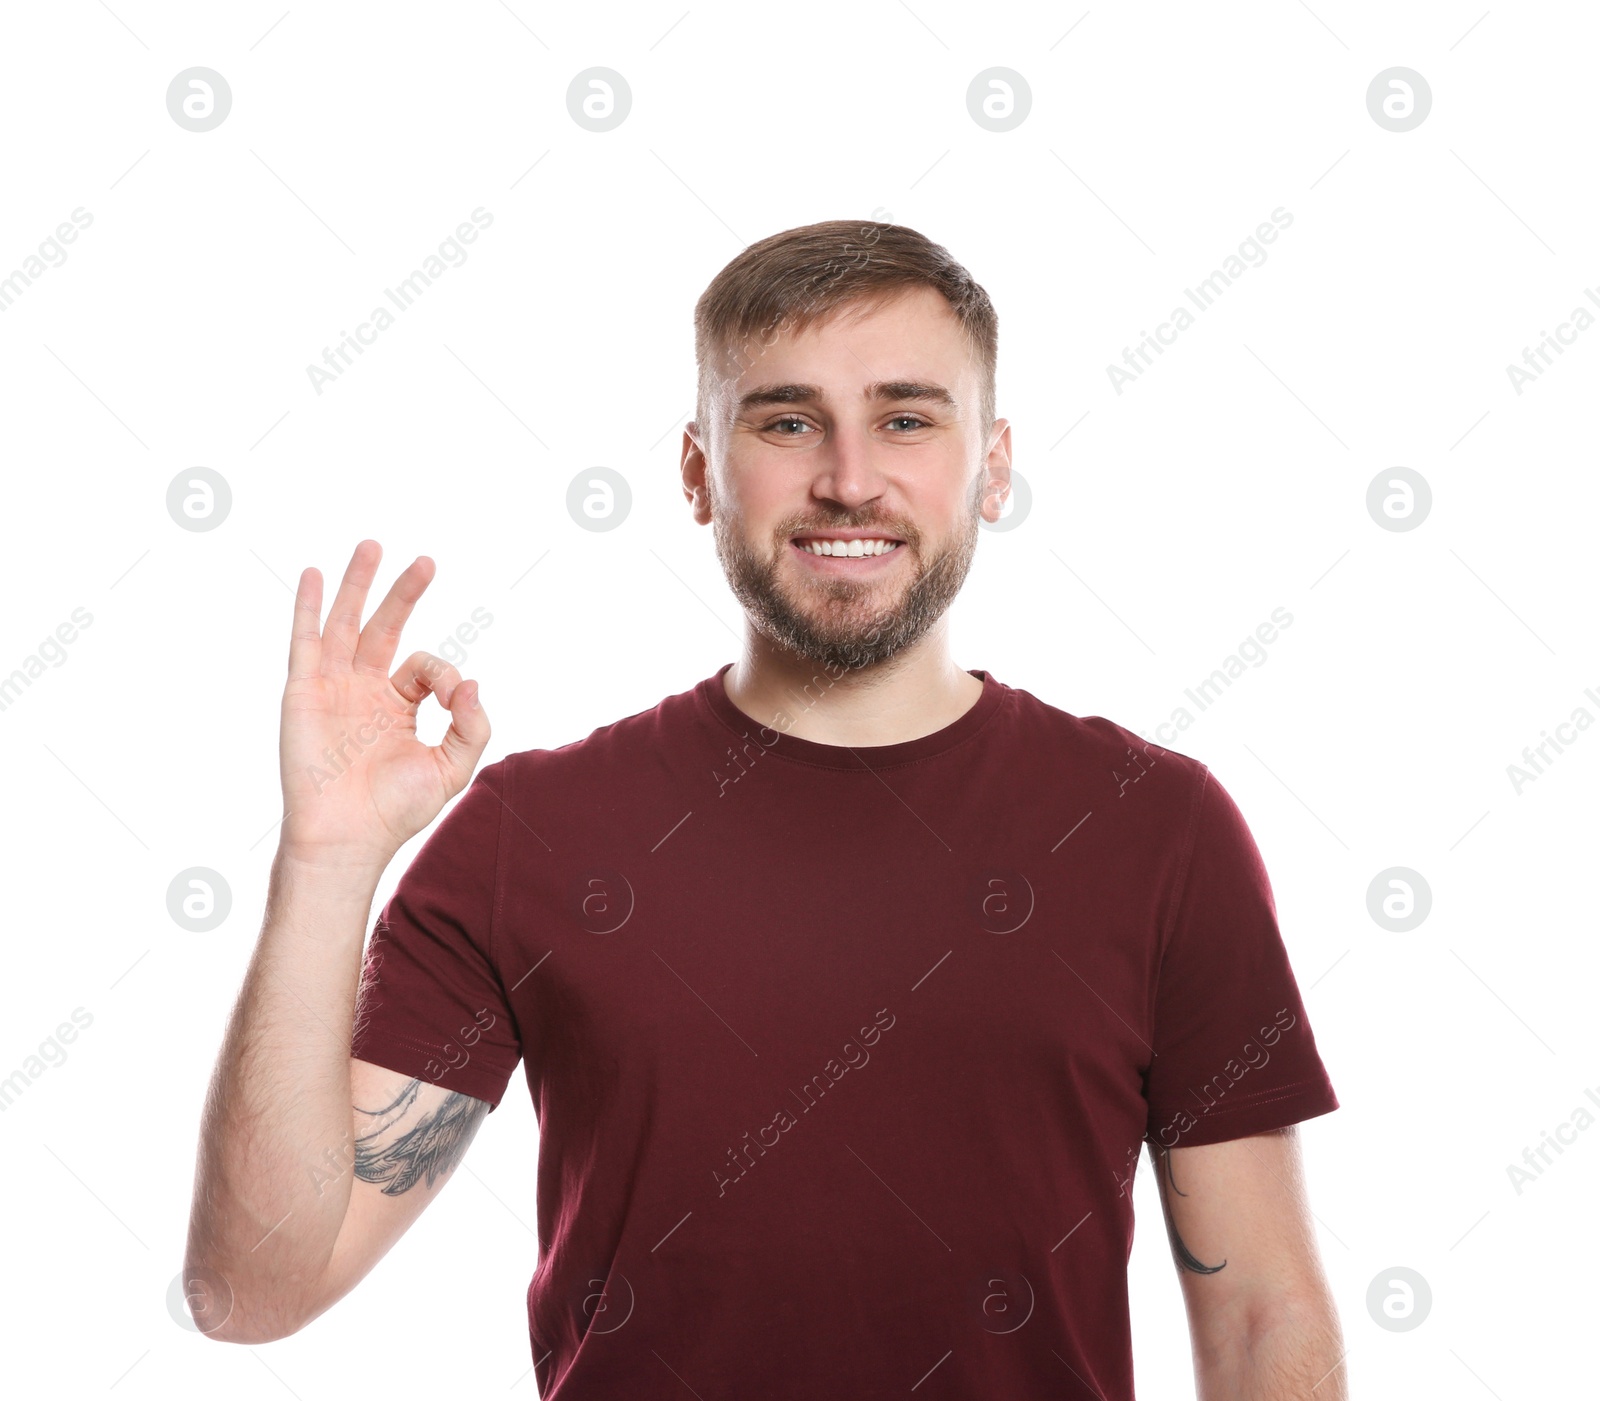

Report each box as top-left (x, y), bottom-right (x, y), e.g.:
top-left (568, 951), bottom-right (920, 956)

top-left (353, 1079), bottom-right (488, 1196)
top-left (1156, 1147), bottom-right (1227, 1275)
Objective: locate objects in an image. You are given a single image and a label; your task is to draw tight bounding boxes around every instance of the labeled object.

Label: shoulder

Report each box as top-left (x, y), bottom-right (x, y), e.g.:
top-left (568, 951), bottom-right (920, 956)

top-left (997, 680), bottom-right (1211, 806)
top-left (492, 674), bottom-right (705, 798)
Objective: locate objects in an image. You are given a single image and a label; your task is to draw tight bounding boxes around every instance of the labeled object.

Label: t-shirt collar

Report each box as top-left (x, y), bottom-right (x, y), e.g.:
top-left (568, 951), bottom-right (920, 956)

top-left (696, 661), bottom-right (1007, 770)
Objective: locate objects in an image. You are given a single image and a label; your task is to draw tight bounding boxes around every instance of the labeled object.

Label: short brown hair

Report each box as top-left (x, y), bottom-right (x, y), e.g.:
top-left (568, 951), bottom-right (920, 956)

top-left (693, 218), bottom-right (998, 448)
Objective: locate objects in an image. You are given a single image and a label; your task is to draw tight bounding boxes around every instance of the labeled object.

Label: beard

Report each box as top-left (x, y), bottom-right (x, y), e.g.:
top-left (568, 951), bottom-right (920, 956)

top-left (708, 470), bottom-right (986, 673)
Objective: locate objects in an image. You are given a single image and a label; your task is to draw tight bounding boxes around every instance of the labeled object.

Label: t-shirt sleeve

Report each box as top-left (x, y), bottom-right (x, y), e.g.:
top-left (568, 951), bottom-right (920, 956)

top-left (1143, 763), bottom-right (1339, 1150)
top-left (350, 757), bottom-right (522, 1111)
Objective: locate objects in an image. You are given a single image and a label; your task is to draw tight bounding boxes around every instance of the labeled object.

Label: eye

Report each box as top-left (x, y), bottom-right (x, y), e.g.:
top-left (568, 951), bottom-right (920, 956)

top-left (763, 413), bottom-right (930, 436)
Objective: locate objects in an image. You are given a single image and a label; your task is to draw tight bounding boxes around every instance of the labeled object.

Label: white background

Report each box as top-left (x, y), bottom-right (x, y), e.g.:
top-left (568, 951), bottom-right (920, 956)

top-left (1, 2), bottom-right (1594, 1396)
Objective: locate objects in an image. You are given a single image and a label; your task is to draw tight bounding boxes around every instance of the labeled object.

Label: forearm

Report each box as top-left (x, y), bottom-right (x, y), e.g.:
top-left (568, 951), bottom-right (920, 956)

top-left (1193, 1292), bottom-right (1348, 1401)
top-left (183, 848), bottom-right (384, 1341)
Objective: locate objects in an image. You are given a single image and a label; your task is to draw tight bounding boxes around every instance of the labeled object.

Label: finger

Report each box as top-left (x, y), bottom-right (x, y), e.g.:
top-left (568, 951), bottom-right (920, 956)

top-left (390, 650), bottom-right (461, 709)
top-left (353, 555), bottom-right (435, 677)
top-left (435, 679), bottom-right (491, 794)
top-left (287, 567), bottom-right (324, 682)
top-left (322, 539), bottom-right (383, 673)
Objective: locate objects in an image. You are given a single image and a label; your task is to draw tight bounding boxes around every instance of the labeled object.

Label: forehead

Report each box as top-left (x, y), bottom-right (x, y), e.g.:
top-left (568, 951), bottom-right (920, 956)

top-left (714, 285), bottom-right (975, 403)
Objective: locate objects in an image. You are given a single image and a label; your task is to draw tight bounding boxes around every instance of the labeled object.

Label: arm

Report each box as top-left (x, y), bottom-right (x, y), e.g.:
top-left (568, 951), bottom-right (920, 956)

top-left (315, 1057), bottom-right (492, 1329)
top-left (1152, 1126), bottom-right (1348, 1400)
top-left (182, 539), bottom-right (493, 1342)
top-left (183, 853), bottom-right (490, 1342)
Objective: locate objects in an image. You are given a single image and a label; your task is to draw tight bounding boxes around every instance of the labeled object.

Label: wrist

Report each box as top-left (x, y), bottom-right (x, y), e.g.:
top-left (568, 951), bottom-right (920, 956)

top-left (272, 843), bottom-right (390, 898)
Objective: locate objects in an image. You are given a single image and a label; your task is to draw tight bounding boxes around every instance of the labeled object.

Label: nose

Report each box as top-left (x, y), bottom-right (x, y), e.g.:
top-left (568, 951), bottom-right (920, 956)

top-left (809, 426), bottom-right (891, 516)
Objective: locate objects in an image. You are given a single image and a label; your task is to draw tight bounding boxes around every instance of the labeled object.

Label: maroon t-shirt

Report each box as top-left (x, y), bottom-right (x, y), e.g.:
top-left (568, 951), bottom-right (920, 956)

top-left (351, 663), bottom-right (1338, 1398)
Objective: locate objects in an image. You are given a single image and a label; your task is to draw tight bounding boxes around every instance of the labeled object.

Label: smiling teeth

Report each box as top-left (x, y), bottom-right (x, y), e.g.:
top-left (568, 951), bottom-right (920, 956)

top-left (799, 539), bottom-right (901, 557)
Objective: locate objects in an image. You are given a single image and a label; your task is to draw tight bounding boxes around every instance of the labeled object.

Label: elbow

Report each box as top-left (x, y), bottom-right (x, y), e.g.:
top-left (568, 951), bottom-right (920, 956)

top-left (177, 1262), bottom-right (312, 1345)
top-left (198, 1310), bottom-right (306, 1347)
top-left (1234, 1286), bottom-right (1344, 1370)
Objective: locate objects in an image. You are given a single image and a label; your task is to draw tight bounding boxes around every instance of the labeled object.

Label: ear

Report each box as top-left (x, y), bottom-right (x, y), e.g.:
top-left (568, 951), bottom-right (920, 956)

top-left (681, 422), bottom-right (712, 523)
top-left (979, 418), bottom-right (1013, 523)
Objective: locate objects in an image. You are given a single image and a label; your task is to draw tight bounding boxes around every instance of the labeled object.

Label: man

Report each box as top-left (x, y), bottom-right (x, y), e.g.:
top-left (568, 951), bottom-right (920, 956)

top-left (186, 219), bottom-right (1345, 1398)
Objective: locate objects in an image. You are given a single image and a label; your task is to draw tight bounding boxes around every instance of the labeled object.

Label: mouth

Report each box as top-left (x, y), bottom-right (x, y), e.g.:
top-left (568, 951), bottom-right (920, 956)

top-left (788, 535), bottom-right (906, 572)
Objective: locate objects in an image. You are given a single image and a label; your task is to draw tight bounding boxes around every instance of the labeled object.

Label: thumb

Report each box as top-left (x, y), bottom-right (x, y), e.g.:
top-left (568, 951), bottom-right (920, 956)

top-left (436, 679), bottom-right (491, 790)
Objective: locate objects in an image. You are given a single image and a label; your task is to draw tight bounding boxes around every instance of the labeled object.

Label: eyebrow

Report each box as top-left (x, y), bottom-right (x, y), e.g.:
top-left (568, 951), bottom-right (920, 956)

top-left (735, 380), bottom-right (959, 414)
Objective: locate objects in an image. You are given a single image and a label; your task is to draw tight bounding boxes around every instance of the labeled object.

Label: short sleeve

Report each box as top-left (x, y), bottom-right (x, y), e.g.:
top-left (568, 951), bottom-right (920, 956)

top-left (351, 758), bottom-right (522, 1111)
top-left (1143, 765), bottom-right (1339, 1149)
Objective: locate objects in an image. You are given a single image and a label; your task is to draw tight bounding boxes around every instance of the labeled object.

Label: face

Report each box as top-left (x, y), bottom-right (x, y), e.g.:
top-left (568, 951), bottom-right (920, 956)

top-left (683, 285), bottom-right (1011, 673)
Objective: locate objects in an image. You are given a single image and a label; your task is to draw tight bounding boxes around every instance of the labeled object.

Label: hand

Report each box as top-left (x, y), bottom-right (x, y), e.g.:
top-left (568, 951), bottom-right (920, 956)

top-left (277, 539), bottom-right (491, 871)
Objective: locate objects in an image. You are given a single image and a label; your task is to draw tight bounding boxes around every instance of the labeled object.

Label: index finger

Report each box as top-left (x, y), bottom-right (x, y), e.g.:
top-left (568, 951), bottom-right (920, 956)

top-left (321, 539), bottom-right (384, 673)
top-left (352, 555), bottom-right (436, 676)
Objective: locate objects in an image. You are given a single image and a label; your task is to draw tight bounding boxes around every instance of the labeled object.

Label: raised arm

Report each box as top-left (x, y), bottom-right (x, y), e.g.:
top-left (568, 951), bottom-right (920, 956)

top-left (182, 539), bottom-right (493, 1343)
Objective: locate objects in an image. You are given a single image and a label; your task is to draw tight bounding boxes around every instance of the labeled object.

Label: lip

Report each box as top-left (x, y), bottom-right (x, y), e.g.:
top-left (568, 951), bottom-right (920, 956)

top-left (789, 539), bottom-right (906, 572)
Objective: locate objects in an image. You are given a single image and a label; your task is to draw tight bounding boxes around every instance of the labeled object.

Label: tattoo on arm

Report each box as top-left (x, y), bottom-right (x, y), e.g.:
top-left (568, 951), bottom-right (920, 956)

top-left (1155, 1146), bottom-right (1227, 1276)
top-left (353, 1079), bottom-right (489, 1196)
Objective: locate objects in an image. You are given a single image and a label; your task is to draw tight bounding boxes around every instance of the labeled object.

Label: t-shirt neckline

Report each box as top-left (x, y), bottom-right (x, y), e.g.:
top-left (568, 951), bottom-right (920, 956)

top-left (697, 661), bottom-right (1007, 770)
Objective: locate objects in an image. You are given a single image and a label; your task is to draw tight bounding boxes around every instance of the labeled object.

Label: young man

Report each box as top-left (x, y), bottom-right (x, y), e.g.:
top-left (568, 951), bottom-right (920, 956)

top-left (186, 220), bottom-right (1345, 1398)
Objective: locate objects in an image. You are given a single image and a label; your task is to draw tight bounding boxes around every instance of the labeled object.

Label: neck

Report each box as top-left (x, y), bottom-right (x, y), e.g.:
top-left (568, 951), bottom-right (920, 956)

top-left (721, 627), bottom-right (983, 748)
